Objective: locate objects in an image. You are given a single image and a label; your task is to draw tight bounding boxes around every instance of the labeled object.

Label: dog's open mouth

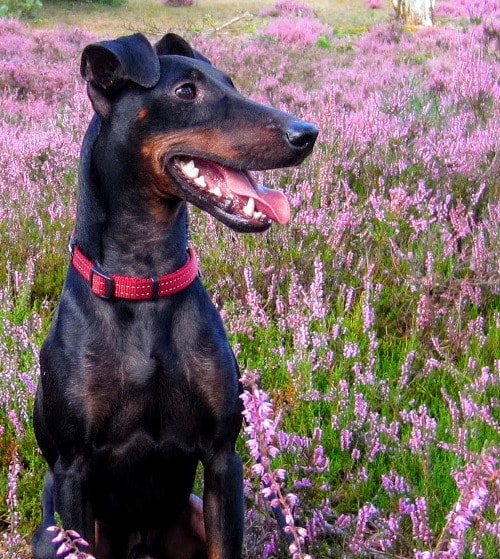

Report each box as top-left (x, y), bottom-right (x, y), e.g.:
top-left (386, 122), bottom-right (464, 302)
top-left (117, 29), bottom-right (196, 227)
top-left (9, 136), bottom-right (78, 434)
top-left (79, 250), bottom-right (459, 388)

top-left (169, 156), bottom-right (290, 232)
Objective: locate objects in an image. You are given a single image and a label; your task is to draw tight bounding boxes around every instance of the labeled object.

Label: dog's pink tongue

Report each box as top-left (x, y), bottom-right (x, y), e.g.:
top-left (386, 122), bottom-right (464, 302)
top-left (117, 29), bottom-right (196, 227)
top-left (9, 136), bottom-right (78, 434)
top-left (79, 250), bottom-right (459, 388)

top-left (222, 167), bottom-right (290, 225)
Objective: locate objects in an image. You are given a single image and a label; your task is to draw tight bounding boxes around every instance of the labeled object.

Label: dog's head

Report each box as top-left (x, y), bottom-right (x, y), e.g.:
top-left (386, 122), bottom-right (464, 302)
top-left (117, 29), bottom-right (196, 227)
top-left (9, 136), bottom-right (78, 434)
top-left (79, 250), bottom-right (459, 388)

top-left (81, 33), bottom-right (318, 233)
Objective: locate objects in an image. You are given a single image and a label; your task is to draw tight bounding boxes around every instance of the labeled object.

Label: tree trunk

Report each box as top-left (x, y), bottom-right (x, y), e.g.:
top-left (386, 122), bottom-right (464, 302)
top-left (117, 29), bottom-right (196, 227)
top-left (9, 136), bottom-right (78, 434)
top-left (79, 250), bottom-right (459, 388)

top-left (392, 0), bottom-right (435, 26)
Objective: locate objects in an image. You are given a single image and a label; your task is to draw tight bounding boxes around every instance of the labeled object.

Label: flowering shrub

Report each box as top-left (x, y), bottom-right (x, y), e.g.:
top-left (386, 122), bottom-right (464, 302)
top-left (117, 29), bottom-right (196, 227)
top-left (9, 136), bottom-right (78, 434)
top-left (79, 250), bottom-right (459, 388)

top-left (260, 1), bottom-right (316, 19)
top-left (435, 0), bottom-right (499, 21)
top-left (261, 16), bottom-right (331, 47)
top-left (1, 4), bottom-right (499, 558)
top-left (259, 0), bottom-right (329, 47)
top-left (366, 0), bottom-right (384, 9)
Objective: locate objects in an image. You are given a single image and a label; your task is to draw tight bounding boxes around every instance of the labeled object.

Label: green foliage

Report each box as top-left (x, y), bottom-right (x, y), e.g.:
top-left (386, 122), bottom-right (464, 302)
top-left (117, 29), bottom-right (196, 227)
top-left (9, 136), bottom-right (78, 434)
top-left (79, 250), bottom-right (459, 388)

top-left (93, 0), bottom-right (127, 7)
top-left (316, 35), bottom-right (332, 49)
top-left (0, 0), bottom-right (41, 19)
top-left (0, 266), bottom-right (48, 541)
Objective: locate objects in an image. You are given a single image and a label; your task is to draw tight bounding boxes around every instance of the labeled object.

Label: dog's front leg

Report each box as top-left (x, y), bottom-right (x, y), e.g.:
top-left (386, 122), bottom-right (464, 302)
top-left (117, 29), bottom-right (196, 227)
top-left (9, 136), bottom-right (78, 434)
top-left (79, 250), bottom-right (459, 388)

top-left (33, 472), bottom-right (59, 559)
top-left (203, 448), bottom-right (244, 559)
top-left (53, 456), bottom-right (95, 553)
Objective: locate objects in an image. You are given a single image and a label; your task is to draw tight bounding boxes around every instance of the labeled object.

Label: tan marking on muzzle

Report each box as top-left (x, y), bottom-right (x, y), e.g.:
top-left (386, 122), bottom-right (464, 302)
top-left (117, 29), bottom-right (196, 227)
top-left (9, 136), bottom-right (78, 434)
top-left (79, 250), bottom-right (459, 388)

top-left (141, 129), bottom-right (244, 175)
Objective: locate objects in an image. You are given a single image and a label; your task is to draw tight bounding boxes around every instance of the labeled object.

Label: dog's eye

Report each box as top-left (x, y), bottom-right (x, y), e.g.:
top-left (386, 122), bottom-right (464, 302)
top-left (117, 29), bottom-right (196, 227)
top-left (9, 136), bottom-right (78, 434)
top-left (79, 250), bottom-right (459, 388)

top-left (175, 83), bottom-right (197, 100)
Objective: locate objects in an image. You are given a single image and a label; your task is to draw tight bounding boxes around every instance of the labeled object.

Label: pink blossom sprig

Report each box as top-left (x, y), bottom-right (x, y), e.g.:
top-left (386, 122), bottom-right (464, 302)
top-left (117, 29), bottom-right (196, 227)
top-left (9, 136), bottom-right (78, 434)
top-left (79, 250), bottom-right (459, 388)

top-left (434, 448), bottom-right (500, 558)
top-left (3, 451), bottom-right (22, 555)
top-left (347, 502), bottom-right (404, 555)
top-left (240, 370), bottom-right (311, 559)
top-left (46, 526), bottom-right (94, 559)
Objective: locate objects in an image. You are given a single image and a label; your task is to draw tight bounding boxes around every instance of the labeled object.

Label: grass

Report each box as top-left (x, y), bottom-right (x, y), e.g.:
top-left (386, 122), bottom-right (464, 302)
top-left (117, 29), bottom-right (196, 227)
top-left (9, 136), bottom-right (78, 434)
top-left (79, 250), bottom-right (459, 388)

top-left (36, 0), bottom-right (392, 36)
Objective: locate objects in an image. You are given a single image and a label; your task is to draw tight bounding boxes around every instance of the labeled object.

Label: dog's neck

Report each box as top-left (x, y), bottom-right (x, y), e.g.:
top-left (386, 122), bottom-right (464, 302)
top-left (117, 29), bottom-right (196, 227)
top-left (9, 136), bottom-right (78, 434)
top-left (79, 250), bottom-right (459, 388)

top-left (75, 117), bottom-right (190, 278)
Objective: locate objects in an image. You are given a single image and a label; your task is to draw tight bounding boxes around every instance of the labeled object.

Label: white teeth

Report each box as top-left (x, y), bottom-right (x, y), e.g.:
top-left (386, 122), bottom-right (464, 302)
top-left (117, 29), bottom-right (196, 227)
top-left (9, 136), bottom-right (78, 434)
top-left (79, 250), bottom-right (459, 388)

top-left (180, 159), bottom-right (200, 179)
top-left (243, 197), bottom-right (255, 217)
top-left (179, 160), bottom-right (207, 188)
top-left (194, 175), bottom-right (207, 188)
top-left (178, 160), bottom-right (265, 221)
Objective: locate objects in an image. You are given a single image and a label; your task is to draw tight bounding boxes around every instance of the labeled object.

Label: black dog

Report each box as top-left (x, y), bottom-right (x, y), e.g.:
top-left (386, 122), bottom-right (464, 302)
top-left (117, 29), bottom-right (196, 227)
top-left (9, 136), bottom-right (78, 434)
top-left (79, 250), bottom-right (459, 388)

top-left (32, 32), bottom-right (317, 559)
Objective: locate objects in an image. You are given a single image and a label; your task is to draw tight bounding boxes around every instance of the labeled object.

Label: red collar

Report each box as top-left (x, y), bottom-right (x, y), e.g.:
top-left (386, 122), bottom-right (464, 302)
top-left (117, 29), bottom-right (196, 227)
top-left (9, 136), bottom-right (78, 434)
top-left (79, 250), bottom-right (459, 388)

top-left (70, 242), bottom-right (198, 300)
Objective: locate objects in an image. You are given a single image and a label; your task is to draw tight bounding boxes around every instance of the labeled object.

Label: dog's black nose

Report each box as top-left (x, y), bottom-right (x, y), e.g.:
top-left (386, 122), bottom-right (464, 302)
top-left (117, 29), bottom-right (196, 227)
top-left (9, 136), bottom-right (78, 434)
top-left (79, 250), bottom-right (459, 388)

top-left (286, 121), bottom-right (319, 150)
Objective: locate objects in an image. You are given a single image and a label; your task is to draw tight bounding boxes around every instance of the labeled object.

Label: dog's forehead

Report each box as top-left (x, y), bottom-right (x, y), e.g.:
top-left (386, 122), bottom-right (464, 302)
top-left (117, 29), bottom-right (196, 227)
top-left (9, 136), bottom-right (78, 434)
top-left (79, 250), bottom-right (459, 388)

top-left (158, 55), bottom-right (232, 84)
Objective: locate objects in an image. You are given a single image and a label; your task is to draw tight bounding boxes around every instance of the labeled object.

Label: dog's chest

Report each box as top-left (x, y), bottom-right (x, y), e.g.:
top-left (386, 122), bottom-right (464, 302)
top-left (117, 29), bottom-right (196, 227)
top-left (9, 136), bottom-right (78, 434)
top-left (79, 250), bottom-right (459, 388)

top-left (81, 333), bottom-right (202, 442)
top-left (64, 296), bottom-right (238, 449)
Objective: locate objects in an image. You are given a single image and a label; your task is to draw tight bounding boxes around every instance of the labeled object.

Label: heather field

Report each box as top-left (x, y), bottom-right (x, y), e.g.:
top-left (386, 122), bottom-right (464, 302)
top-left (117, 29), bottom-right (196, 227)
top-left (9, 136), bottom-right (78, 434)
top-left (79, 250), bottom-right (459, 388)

top-left (1, 1), bottom-right (500, 558)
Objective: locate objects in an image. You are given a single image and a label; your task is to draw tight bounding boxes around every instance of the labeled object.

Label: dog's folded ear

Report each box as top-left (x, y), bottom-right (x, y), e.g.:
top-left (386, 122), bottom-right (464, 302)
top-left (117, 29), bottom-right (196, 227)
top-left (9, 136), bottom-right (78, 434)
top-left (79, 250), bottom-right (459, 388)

top-left (81, 33), bottom-right (160, 118)
top-left (81, 33), bottom-right (160, 90)
top-left (155, 33), bottom-right (211, 64)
